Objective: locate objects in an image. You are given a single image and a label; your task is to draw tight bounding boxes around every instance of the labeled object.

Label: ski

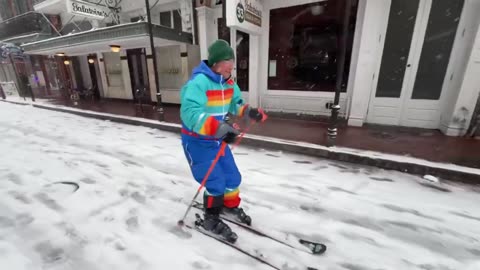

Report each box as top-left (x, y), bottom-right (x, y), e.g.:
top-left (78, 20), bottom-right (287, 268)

top-left (188, 213), bottom-right (318, 270)
top-left (192, 201), bottom-right (327, 255)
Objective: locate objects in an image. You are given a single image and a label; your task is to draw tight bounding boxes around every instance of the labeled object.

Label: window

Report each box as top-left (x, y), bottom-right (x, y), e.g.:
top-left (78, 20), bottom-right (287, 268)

top-left (160, 11), bottom-right (172, 28)
top-left (411, 0), bottom-right (463, 100)
top-left (173, 9), bottom-right (182, 31)
top-left (268, 1), bottom-right (358, 92)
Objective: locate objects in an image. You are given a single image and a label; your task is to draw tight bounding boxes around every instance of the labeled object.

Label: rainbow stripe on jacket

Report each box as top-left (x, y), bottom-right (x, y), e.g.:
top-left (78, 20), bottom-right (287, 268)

top-left (180, 60), bottom-right (247, 140)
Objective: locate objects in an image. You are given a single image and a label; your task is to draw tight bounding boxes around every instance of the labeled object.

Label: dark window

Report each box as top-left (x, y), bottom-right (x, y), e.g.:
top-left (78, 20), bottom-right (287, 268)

top-left (375, 0), bottom-right (420, 98)
top-left (160, 11), bottom-right (172, 28)
top-left (411, 0), bottom-right (464, 100)
top-left (173, 10), bottom-right (182, 31)
top-left (268, 1), bottom-right (358, 92)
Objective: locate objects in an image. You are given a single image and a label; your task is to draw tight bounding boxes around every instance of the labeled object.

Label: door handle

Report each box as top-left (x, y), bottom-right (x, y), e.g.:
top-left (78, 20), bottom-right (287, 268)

top-left (407, 64), bottom-right (411, 67)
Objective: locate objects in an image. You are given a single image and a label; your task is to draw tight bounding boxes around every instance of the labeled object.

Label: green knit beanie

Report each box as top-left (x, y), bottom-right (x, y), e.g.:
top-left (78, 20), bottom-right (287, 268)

top-left (207, 39), bottom-right (235, 67)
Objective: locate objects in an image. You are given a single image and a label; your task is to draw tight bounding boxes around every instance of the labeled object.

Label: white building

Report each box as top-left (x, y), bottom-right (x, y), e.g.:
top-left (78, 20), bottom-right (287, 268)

top-left (16, 0), bottom-right (480, 136)
top-left (208, 0), bottom-right (480, 136)
top-left (22, 0), bottom-right (200, 104)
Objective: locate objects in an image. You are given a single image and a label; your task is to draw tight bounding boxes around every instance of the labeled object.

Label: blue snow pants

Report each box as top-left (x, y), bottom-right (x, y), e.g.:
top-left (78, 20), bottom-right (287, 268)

top-left (182, 138), bottom-right (242, 196)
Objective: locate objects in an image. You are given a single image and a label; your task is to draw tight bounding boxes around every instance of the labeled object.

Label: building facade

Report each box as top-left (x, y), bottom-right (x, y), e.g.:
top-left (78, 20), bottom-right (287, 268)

top-left (1, 0), bottom-right (480, 137)
top-left (211, 0), bottom-right (480, 136)
top-left (2, 0), bottom-right (200, 103)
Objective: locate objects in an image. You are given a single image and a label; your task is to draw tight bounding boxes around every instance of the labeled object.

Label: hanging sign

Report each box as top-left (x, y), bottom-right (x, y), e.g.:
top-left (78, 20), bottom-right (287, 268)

top-left (67, 0), bottom-right (111, 19)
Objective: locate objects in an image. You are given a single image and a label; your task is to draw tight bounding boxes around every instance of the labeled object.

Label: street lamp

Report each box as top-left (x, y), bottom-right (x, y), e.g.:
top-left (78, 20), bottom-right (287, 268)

top-left (327, 0), bottom-right (352, 147)
top-left (145, 0), bottom-right (165, 121)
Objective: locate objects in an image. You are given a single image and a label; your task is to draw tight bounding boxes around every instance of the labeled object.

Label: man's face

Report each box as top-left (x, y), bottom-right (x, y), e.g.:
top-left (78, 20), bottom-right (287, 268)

top-left (213, 59), bottom-right (235, 79)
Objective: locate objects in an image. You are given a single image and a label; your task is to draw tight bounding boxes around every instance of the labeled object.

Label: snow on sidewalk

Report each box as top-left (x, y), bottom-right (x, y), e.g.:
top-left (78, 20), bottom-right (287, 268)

top-left (1, 101), bottom-right (480, 270)
top-left (5, 97), bottom-right (480, 179)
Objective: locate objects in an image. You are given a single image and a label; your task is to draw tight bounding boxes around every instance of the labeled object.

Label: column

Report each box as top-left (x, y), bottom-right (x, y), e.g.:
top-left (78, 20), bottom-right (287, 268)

top-left (196, 6), bottom-right (216, 60)
top-left (441, 24), bottom-right (480, 136)
top-left (146, 47), bottom-right (157, 102)
top-left (96, 52), bottom-right (109, 98)
top-left (120, 50), bottom-right (133, 100)
top-left (347, 0), bottom-right (390, 127)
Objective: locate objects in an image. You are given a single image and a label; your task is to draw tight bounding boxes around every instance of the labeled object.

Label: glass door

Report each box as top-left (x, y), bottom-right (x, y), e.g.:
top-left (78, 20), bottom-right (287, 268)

top-left (367, 0), bottom-right (464, 128)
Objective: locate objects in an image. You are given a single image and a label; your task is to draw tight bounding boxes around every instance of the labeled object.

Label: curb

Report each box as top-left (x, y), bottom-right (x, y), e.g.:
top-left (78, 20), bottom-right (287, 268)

top-left (3, 99), bottom-right (479, 185)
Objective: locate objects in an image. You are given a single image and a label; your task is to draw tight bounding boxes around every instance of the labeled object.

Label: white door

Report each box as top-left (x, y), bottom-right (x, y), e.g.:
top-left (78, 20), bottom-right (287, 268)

top-left (367, 0), bottom-right (465, 128)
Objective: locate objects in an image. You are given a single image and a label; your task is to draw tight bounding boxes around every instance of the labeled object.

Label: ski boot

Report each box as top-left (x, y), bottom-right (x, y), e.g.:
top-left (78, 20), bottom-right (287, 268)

top-left (202, 194), bottom-right (238, 243)
top-left (223, 207), bottom-right (252, 226)
top-left (202, 213), bottom-right (238, 243)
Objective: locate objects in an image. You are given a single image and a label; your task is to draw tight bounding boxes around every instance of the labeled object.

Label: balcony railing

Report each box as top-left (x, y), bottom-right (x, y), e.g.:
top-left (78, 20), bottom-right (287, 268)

top-left (22, 22), bottom-right (193, 53)
top-left (0, 12), bottom-right (56, 42)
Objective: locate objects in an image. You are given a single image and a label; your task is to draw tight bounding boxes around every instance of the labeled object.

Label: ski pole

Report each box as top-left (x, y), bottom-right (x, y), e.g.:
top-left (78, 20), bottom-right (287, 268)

top-left (177, 141), bottom-right (227, 227)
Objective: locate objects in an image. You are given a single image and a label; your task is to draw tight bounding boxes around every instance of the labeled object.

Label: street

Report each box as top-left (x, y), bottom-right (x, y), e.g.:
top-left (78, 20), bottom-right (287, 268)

top-left (0, 102), bottom-right (479, 270)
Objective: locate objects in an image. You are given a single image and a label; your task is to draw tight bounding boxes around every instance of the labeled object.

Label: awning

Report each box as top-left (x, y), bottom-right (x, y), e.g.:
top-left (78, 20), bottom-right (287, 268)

top-left (21, 22), bottom-right (193, 56)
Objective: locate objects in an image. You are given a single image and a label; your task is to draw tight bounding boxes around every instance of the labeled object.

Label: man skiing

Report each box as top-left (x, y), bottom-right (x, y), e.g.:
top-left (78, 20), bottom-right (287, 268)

top-left (180, 39), bottom-right (267, 242)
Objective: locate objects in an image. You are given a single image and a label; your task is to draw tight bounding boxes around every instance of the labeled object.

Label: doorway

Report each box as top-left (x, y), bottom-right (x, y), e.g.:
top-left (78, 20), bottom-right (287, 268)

top-left (236, 30), bottom-right (249, 92)
top-left (127, 48), bottom-right (150, 103)
top-left (87, 54), bottom-right (100, 99)
top-left (367, 0), bottom-right (464, 128)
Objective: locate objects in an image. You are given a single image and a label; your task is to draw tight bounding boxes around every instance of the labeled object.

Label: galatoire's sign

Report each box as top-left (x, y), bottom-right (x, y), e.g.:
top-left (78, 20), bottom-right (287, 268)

top-left (67, 0), bottom-right (111, 20)
top-left (227, 0), bottom-right (263, 35)
top-left (241, 0), bottom-right (262, 27)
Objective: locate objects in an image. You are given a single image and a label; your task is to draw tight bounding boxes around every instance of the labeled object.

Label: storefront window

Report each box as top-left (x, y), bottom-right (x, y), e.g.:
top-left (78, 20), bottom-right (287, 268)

top-left (268, 1), bottom-right (358, 92)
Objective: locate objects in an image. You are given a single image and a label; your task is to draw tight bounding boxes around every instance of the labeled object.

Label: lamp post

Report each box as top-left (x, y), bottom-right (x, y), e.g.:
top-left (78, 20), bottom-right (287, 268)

top-left (145, 0), bottom-right (165, 121)
top-left (327, 0), bottom-right (352, 147)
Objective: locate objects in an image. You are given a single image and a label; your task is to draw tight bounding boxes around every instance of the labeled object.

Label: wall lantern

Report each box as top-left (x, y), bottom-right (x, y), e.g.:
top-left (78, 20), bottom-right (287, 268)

top-left (110, 45), bottom-right (121, 53)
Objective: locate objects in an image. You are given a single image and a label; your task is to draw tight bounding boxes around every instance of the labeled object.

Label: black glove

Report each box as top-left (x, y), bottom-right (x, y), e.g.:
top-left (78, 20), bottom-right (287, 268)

top-left (246, 107), bottom-right (268, 122)
top-left (214, 122), bottom-right (240, 144)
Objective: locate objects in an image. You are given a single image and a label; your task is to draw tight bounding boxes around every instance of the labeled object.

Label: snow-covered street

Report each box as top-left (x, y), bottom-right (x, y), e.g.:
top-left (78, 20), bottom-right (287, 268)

top-left (1, 102), bottom-right (479, 270)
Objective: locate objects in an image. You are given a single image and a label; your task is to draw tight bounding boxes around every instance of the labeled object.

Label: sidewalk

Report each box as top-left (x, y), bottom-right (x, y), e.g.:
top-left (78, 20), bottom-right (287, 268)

top-left (2, 97), bottom-right (480, 184)
top-left (43, 97), bottom-right (480, 168)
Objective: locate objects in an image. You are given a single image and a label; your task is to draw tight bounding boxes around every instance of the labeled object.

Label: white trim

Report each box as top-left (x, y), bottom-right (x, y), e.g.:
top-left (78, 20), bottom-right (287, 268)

top-left (265, 90), bottom-right (348, 98)
top-left (440, 0), bottom-right (479, 128)
top-left (347, 117), bottom-right (364, 127)
top-left (248, 34), bottom-right (260, 107)
top-left (345, 0), bottom-right (367, 120)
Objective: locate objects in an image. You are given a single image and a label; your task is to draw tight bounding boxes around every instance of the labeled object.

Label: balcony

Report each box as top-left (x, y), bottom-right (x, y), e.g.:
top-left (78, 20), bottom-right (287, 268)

top-left (21, 22), bottom-right (193, 55)
top-left (0, 12), bottom-right (57, 44)
top-left (33, 0), bottom-right (66, 14)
